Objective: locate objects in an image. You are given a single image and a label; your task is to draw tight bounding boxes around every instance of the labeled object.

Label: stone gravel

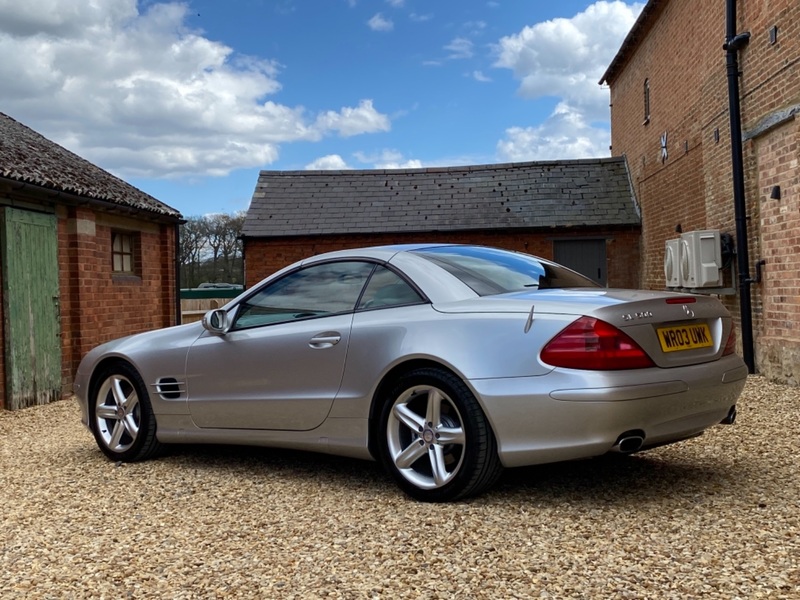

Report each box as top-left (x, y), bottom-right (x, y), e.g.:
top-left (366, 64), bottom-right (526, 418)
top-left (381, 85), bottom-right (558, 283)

top-left (1, 376), bottom-right (799, 599)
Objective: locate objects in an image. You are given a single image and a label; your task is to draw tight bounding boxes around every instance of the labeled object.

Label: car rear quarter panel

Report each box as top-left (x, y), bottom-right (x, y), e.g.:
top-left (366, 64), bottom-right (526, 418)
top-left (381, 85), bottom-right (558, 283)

top-left (329, 304), bottom-right (573, 419)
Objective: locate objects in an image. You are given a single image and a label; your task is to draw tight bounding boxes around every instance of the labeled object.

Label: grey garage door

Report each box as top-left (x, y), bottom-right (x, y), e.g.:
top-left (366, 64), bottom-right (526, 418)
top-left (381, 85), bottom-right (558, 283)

top-left (553, 239), bottom-right (607, 286)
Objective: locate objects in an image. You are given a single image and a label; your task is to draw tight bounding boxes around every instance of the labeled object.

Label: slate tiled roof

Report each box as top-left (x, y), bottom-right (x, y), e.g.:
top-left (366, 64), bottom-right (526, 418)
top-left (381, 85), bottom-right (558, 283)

top-left (0, 112), bottom-right (181, 219)
top-left (242, 157), bottom-right (639, 238)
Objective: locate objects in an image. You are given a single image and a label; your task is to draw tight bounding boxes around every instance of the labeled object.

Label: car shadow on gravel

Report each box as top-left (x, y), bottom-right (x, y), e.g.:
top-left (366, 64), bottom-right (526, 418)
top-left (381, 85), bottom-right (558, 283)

top-left (490, 452), bottom-right (747, 506)
top-left (132, 442), bottom-right (748, 506)
top-left (161, 443), bottom-right (394, 489)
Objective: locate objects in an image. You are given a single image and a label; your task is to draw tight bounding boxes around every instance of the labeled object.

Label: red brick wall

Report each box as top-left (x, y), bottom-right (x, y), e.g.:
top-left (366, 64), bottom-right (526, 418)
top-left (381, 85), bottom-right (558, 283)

top-left (606, 0), bottom-right (800, 381)
top-left (244, 228), bottom-right (640, 290)
top-left (59, 207), bottom-right (177, 398)
top-left (753, 120), bottom-right (800, 381)
top-left (608, 0), bottom-right (731, 290)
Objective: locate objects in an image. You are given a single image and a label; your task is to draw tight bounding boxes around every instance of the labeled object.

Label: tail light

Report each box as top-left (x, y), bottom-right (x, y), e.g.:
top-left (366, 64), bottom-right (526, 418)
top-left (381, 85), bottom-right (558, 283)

top-left (541, 316), bottom-right (655, 370)
top-left (722, 326), bottom-right (737, 356)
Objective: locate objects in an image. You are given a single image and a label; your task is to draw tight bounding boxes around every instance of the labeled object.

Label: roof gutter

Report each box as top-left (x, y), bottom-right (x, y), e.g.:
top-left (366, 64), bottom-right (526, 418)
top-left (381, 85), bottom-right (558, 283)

top-left (723, 0), bottom-right (755, 373)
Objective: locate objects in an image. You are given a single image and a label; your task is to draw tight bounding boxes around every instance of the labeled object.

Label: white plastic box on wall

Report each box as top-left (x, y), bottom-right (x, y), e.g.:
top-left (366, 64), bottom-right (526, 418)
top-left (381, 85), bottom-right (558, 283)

top-left (664, 238), bottom-right (681, 287)
top-left (680, 230), bottom-right (723, 288)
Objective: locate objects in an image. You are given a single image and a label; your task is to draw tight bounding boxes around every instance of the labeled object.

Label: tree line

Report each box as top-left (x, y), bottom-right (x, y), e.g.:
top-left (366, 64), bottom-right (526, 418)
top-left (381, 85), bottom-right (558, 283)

top-left (179, 212), bottom-right (245, 289)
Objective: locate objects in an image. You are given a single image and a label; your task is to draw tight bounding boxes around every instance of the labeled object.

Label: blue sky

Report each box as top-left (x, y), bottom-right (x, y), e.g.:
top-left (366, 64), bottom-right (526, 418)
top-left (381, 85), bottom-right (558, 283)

top-left (0, 0), bottom-right (644, 217)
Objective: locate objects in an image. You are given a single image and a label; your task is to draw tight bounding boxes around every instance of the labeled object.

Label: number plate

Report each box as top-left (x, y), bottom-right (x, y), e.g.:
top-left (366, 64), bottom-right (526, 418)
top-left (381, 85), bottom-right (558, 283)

top-left (656, 323), bottom-right (713, 353)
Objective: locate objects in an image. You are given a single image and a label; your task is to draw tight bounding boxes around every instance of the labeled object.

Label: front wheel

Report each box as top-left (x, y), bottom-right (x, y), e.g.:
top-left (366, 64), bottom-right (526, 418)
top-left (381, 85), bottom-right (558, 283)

top-left (378, 368), bottom-right (502, 502)
top-left (89, 362), bottom-right (164, 462)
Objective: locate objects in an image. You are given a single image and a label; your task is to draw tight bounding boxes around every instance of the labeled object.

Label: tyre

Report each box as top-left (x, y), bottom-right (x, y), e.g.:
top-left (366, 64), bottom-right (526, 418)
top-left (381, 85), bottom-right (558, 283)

top-left (378, 368), bottom-right (503, 502)
top-left (89, 362), bottom-right (164, 462)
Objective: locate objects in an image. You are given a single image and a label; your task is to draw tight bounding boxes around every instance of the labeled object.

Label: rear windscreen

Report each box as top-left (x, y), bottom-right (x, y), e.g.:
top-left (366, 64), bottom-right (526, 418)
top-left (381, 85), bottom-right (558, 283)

top-left (414, 246), bottom-right (600, 296)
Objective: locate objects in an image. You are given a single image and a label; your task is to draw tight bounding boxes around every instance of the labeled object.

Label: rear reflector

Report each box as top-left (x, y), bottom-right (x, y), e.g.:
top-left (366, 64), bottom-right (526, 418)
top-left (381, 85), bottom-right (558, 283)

top-left (666, 297), bottom-right (697, 304)
top-left (541, 316), bottom-right (655, 370)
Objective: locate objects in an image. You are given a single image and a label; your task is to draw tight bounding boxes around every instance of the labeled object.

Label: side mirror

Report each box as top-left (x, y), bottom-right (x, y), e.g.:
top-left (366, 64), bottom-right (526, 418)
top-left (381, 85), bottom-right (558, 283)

top-left (202, 308), bottom-right (229, 335)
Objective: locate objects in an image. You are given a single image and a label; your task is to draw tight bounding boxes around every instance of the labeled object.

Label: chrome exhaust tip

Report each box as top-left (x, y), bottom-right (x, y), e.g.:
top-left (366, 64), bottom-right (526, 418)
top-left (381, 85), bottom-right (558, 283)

top-left (613, 430), bottom-right (645, 454)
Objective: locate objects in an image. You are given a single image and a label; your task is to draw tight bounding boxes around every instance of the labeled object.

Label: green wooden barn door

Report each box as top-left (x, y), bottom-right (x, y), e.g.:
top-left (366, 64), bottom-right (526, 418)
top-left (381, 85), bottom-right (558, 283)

top-left (1, 207), bottom-right (62, 410)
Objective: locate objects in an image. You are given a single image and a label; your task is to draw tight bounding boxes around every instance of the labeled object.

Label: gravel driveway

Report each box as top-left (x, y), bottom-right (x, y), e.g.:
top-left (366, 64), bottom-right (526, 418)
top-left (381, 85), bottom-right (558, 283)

top-left (1, 376), bottom-right (798, 599)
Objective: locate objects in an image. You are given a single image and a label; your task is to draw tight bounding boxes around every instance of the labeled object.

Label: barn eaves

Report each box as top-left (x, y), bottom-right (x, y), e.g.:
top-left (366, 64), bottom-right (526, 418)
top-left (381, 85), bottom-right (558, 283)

top-left (0, 112), bottom-right (181, 223)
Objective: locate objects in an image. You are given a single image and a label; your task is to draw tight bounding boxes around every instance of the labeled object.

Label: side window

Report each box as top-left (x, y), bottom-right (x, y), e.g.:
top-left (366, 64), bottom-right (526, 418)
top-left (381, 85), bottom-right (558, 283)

top-left (111, 231), bottom-right (140, 275)
top-left (358, 266), bottom-right (424, 310)
top-left (233, 261), bottom-right (375, 329)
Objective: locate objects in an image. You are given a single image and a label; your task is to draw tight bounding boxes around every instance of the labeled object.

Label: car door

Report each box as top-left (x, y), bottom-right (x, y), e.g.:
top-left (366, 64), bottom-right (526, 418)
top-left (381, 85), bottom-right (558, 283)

top-left (185, 260), bottom-right (375, 430)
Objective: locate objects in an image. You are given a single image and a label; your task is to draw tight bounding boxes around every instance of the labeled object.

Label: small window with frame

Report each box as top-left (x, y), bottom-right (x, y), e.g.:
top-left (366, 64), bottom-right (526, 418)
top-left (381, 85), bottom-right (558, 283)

top-left (112, 231), bottom-right (136, 274)
top-left (643, 78), bottom-right (651, 125)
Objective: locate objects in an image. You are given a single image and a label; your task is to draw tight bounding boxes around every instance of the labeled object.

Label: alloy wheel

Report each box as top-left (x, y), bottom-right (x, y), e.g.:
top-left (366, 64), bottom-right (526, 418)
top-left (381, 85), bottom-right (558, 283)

top-left (94, 374), bottom-right (141, 453)
top-left (386, 384), bottom-right (466, 490)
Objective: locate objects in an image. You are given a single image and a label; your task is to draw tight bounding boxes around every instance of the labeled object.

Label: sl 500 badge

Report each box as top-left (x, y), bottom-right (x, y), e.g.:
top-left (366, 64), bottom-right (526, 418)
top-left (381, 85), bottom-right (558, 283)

top-left (622, 311), bottom-right (653, 322)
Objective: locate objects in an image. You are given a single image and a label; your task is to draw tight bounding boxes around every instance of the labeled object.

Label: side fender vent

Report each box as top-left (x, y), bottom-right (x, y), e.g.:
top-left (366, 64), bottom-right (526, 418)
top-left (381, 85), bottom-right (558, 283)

top-left (154, 377), bottom-right (185, 400)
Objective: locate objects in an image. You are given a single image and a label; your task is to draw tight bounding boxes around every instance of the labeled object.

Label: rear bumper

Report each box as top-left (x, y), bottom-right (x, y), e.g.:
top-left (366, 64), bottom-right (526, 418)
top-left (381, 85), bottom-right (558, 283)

top-left (470, 356), bottom-right (748, 468)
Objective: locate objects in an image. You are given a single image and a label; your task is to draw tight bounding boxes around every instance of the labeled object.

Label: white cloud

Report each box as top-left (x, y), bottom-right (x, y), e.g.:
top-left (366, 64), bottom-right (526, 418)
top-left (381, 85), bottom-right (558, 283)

top-left (377, 158), bottom-right (423, 169)
top-left (410, 13), bottom-right (432, 22)
top-left (445, 37), bottom-right (473, 59)
top-left (305, 154), bottom-right (351, 170)
top-left (0, 0), bottom-right (137, 38)
top-left (367, 13), bottom-right (393, 31)
top-left (493, 1), bottom-right (644, 122)
top-left (496, 103), bottom-right (610, 161)
top-left (386, 0), bottom-right (404, 7)
top-left (463, 20), bottom-right (487, 35)
top-left (472, 70), bottom-right (491, 83)
top-left (314, 100), bottom-right (391, 138)
top-left (0, 0), bottom-right (391, 178)
top-left (424, 20), bottom-right (488, 65)
top-left (353, 149), bottom-right (421, 169)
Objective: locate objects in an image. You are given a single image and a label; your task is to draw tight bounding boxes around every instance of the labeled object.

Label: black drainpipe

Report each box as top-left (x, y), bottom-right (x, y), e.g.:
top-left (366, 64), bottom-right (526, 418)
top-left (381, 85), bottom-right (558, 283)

top-left (175, 221), bottom-right (182, 325)
top-left (723, 0), bottom-right (755, 373)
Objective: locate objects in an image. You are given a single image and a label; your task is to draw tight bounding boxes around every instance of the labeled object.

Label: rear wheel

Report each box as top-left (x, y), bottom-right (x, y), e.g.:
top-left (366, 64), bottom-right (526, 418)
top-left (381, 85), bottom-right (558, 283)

top-left (89, 363), bottom-right (164, 462)
top-left (378, 368), bottom-right (502, 502)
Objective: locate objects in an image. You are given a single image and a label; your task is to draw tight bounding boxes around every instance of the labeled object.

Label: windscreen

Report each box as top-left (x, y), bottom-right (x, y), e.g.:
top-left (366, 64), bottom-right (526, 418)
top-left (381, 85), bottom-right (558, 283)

top-left (413, 245), bottom-right (600, 296)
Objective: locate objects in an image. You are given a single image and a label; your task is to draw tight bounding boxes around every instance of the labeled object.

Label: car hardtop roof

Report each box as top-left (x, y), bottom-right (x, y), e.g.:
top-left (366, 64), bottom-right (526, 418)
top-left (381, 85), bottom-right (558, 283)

top-left (302, 243), bottom-right (480, 264)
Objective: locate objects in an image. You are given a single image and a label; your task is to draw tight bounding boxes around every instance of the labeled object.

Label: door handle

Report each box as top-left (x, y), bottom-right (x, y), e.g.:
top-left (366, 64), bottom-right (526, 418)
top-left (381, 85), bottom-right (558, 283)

top-left (309, 332), bottom-right (341, 349)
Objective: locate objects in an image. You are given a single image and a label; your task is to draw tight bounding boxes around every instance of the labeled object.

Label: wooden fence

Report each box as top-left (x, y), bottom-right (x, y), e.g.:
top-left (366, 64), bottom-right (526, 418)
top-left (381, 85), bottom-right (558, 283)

top-left (180, 288), bottom-right (243, 324)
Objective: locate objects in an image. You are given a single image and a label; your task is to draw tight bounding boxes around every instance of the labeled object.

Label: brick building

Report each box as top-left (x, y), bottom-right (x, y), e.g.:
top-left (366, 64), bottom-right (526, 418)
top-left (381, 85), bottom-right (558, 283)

top-left (0, 112), bottom-right (183, 410)
top-left (241, 158), bottom-right (641, 289)
top-left (601, 0), bottom-right (799, 383)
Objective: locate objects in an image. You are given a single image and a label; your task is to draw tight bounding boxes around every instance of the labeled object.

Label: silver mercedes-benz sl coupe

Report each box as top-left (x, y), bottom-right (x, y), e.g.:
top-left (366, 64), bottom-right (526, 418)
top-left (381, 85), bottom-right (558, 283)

top-left (74, 244), bottom-right (747, 501)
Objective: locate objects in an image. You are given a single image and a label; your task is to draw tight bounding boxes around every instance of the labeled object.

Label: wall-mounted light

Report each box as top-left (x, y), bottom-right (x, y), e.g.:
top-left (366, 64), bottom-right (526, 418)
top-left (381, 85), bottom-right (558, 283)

top-left (770, 185), bottom-right (781, 200)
